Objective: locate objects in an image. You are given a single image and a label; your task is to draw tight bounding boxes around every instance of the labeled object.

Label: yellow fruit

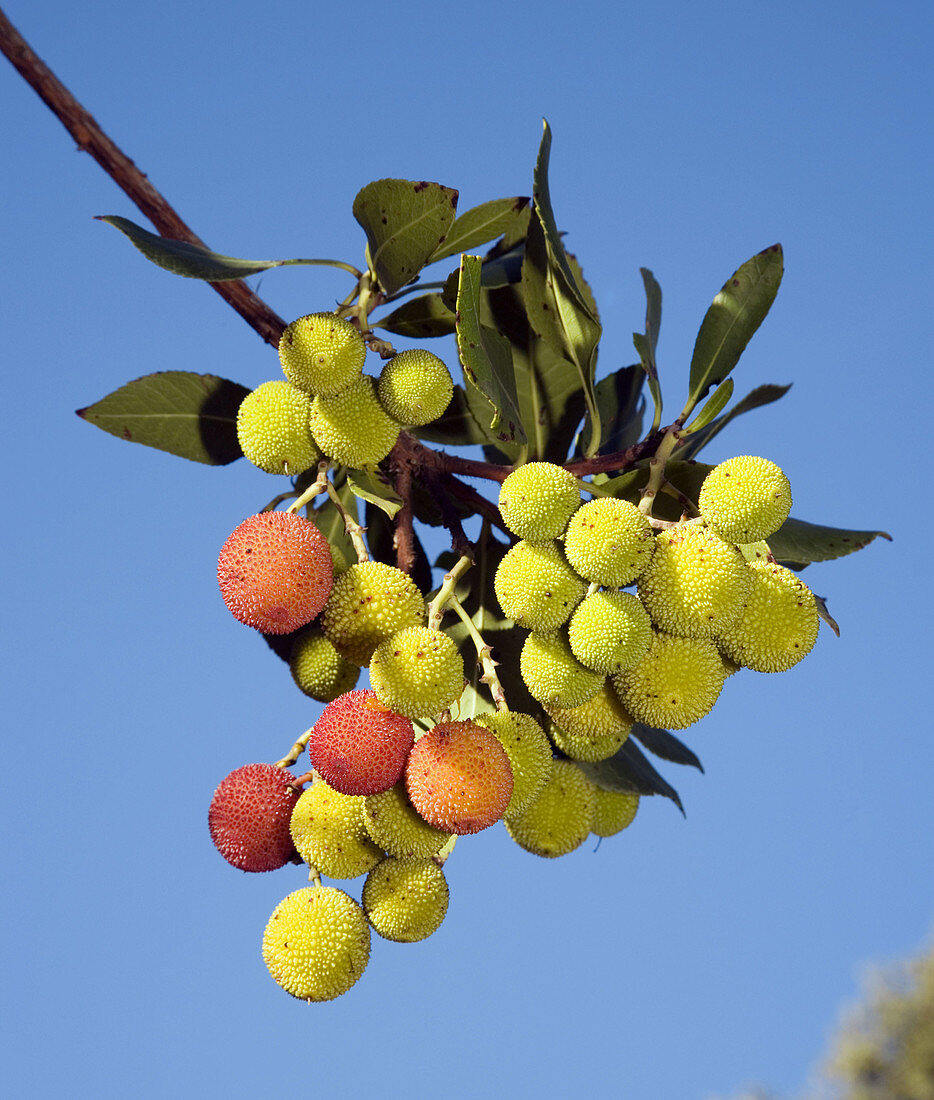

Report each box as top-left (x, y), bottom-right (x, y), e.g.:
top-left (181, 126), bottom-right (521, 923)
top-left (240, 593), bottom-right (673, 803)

top-left (592, 789), bottom-right (639, 837)
top-left (520, 631), bottom-right (604, 709)
top-left (362, 856), bottom-right (449, 943)
top-left (698, 456), bottom-right (792, 544)
top-left (563, 498), bottom-right (656, 586)
top-left (613, 632), bottom-right (726, 730)
top-left (377, 349), bottom-right (453, 426)
top-left (289, 780), bottom-right (383, 880)
top-left (290, 627), bottom-right (360, 702)
top-left (236, 380), bottom-right (320, 476)
top-left (505, 759), bottom-right (596, 858)
top-left (321, 561), bottom-right (426, 665)
top-left (278, 313), bottom-right (366, 396)
top-left (718, 561), bottom-right (819, 672)
top-left (262, 885), bottom-right (370, 1001)
top-left (309, 375), bottom-right (400, 468)
top-left (498, 462), bottom-right (581, 542)
top-left (475, 711), bottom-right (553, 818)
top-left (369, 625), bottom-right (464, 719)
top-left (637, 522), bottom-right (752, 639)
top-left (545, 680), bottom-right (634, 762)
top-left (363, 782), bottom-right (453, 859)
top-left (494, 540), bottom-right (586, 632)
top-left (567, 590), bottom-right (653, 673)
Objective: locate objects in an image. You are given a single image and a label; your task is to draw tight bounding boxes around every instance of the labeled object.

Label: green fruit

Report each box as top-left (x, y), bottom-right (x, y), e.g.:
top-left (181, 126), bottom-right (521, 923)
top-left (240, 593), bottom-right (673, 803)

top-left (309, 374), bottom-right (400, 468)
top-left (498, 462), bottom-right (581, 542)
top-left (520, 632), bottom-right (605, 710)
top-left (362, 856), bottom-right (449, 943)
top-left (290, 627), bottom-right (360, 702)
top-left (362, 782), bottom-right (452, 859)
top-left (278, 313), bottom-right (366, 396)
top-left (494, 540), bottom-right (586, 632)
top-left (718, 561), bottom-right (819, 672)
top-left (545, 681), bottom-right (634, 762)
top-left (289, 780), bottom-right (383, 880)
top-left (637, 522), bottom-right (752, 639)
top-left (369, 625), bottom-right (464, 719)
top-left (505, 759), bottom-right (596, 858)
top-left (321, 561), bottom-right (426, 665)
top-left (377, 349), bottom-right (453, 426)
top-left (592, 789), bottom-right (639, 837)
top-left (613, 632), bottom-right (726, 730)
top-left (262, 885), bottom-right (371, 1001)
top-left (236, 380), bottom-right (320, 476)
top-left (698, 455), bottom-right (792, 544)
top-left (476, 711), bottom-right (553, 819)
top-left (563, 498), bottom-right (656, 586)
top-left (567, 590), bottom-right (653, 673)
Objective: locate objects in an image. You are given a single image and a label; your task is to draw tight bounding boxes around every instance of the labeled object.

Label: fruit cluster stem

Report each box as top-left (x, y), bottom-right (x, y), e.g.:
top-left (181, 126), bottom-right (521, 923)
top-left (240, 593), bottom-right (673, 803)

top-left (427, 555), bottom-right (474, 630)
top-left (325, 481), bottom-right (370, 562)
top-left (448, 594), bottom-right (507, 710)
top-left (638, 425), bottom-right (684, 518)
top-left (274, 728), bottom-right (315, 769)
top-left (286, 460), bottom-right (331, 516)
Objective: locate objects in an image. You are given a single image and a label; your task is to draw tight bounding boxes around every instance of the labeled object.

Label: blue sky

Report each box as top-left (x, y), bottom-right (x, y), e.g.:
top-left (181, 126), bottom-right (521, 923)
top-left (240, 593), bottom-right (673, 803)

top-left (2, 1), bottom-right (932, 1097)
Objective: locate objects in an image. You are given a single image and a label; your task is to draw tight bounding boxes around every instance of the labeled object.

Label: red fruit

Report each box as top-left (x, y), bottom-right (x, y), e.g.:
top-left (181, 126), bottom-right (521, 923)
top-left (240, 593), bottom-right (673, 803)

top-left (217, 511), bottom-right (333, 634)
top-left (208, 763), bottom-right (300, 872)
top-left (405, 720), bottom-right (514, 835)
top-left (307, 689), bottom-right (415, 796)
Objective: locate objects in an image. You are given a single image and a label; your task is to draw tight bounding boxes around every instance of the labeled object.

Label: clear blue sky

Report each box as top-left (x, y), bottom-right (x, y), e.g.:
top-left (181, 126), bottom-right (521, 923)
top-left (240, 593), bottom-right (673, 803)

top-left (2, 1), bottom-right (931, 1097)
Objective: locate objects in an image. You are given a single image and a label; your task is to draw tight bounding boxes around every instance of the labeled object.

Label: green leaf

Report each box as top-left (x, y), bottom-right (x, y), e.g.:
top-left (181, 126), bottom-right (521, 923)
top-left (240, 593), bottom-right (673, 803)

top-left (346, 468), bottom-right (403, 518)
top-left (375, 293), bottom-right (456, 338)
top-left (684, 378), bottom-right (734, 433)
top-left (633, 268), bottom-right (663, 431)
top-left (578, 739), bottom-right (686, 814)
top-left (631, 726), bottom-right (704, 772)
top-left (578, 365), bottom-right (645, 457)
top-left (413, 384), bottom-right (493, 448)
top-left (428, 197), bottom-right (530, 262)
top-left (768, 518), bottom-right (892, 568)
top-left (76, 371), bottom-right (249, 464)
top-left (678, 383), bottom-right (792, 461)
top-left (352, 179), bottom-right (458, 295)
top-left (685, 244), bottom-right (784, 414)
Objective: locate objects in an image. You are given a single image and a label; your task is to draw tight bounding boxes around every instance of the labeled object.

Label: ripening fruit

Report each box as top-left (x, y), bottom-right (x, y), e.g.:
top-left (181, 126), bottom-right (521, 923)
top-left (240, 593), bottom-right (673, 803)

top-left (563, 497), bottom-right (656, 586)
top-left (377, 349), bottom-right (453, 426)
top-left (519, 631), bottom-right (604, 710)
top-left (309, 375), bottom-right (400, 468)
top-left (362, 783), bottom-right (453, 859)
top-left (475, 711), bottom-right (553, 818)
top-left (289, 780), bottom-right (383, 880)
top-left (262, 885), bottom-right (370, 1001)
top-left (494, 540), bottom-right (586, 632)
top-left (567, 590), bottom-right (653, 673)
top-left (545, 681), bottom-right (634, 762)
top-left (307, 689), bottom-right (415, 796)
top-left (362, 857), bottom-right (450, 943)
top-left (698, 456), bottom-right (792, 544)
top-left (718, 561), bottom-right (819, 672)
top-left (405, 720), bottom-right (514, 835)
top-left (321, 560), bottom-right (426, 665)
top-left (498, 462), bottom-right (581, 542)
top-left (289, 627), bottom-right (360, 702)
top-left (369, 626), bottom-right (464, 719)
top-left (614, 632), bottom-right (727, 730)
top-left (236, 380), bottom-right (320, 476)
top-left (505, 759), bottom-right (596, 858)
top-left (208, 763), bottom-right (300, 872)
top-left (217, 511), bottom-right (333, 634)
top-left (592, 789), bottom-right (639, 838)
top-left (278, 313), bottom-right (366, 397)
top-left (636, 522), bottom-right (752, 639)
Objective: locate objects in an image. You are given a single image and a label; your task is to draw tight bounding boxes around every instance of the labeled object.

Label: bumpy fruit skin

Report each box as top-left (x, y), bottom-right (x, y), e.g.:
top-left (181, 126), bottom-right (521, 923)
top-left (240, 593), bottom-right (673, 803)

top-left (377, 349), bottom-right (453, 426)
top-left (289, 627), bottom-right (360, 702)
top-left (289, 781), bottom-right (383, 880)
top-left (208, 763), bottom-right (300, 872)
top-left (698, 456), bottom-right (792, 544)
top-left (309, 375), bottom-right (400, 468)
top-left (568, 590), bottom-right (653, 673)
top-left (278, 313), bottom-right (366, 397)
top-left (217, 511), bottom-right (333, 634)
top-left (498, 462), bottom-right (581, 542)
top-left (405, 720), bottom-right (514, 835)
top-left (321, 561), bottom-right (426, 665)
top-left (494, 541), bottom-right (586, 632)
top-left (545, 682), bottom-right (634, 762)
top-left (476, 711), bottom-right (553, 818)
top-left (236, 380), bottom-right (319, 475)
top-left (307, 689), bottom-right (415, 796)
top-left (362, 856), bottom-right (449, 943)
top-left (505, 759), bottom-right (596, 858)
top-left (592, 789), bottom-right (639, 838)
top-left (614, 632), bottom-right (726, 730)
top-left (369, 626), bottom-right (464, 719)
top-left (519, 632), bottom-right (604, 710)
top-left (262, 885), bottom-right (370, 1001)
top-left (563, 497), bottom-right (656, 586)
top-left (363, 783), bottom-right (452, 858)
top-left (718, 561), bottom-right (819, 672)
top-left (637, 522), bottom-right (752, 639)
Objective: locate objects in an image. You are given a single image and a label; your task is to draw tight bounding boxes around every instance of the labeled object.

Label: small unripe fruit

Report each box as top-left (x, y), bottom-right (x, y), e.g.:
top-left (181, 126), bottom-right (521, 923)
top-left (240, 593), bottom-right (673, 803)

top-left (362, 856), bottom-right (449, 943)
top-left (262, 885), bottom-right (370, 1001)
top-left (236, 380), bottom-right (319, 475)
top-left (289, 780), bottom-right (383, 880)
top-left (476, 711), bottom-right (553, 818)
top-left (278, 313), bottom-right (366, 396)
top-left (567, 590), bottom-right (653, 673)
top-left (498, 462), bottom-right (581, 542)
top-left (363, 783), bottom-right (453, 859)
top-left (614, 632), bottom-right (727, 730)
top-left (309, 375), bottom-right (400, 468)
top-left (505, 759), bottom-right (596, 858)
top-left (307, 689), bottom-right (415, 796)
top-left (698, 455), bottom-right (792, 544)
top-left (545, 682), bottom-right (634, 762)
top-left (369, 625), bottom-right (464, 719)
top-left (405, 720), bottom-right (514, 835)
top-left (519, 631), bottom-right (604, 710)
top-left (217, 511), bottom-right (333, 634)
top-left (592, 789), bottom-right (639, 837)
top-left (321, 560), bottom-right (426, 665)
top-left (208, 763), bottom-right (300, 872)
top-left (377, 349), bottom-right (453, 426)
top-left (289, 627), bottom-right (360, 702)
top-left (563, 498), bottom-right (656, 586)
top-left (494, 540), bottom-right (586, 632)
